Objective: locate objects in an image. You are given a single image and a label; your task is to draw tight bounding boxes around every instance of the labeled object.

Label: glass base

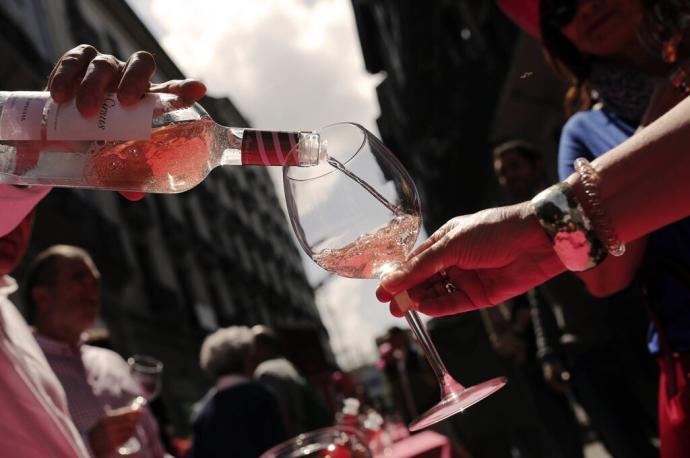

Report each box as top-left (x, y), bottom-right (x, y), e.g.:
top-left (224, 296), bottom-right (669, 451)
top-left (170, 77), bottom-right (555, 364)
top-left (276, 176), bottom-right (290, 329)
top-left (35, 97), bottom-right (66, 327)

top-left (408, 376), bottom-right (507, 431)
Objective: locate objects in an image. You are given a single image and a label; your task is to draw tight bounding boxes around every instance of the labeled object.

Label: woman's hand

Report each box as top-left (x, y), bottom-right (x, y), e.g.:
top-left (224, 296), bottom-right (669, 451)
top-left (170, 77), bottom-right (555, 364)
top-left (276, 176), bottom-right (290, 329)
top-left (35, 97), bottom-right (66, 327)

top-left (376, 203), bottom-right (565, 317)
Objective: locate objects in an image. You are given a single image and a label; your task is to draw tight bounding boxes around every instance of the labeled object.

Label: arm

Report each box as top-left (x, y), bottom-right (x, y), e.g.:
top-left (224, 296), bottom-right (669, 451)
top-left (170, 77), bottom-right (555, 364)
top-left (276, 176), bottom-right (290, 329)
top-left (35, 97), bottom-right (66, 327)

top-left (377, 95), bottom-right (690, 316)
top-left (558, 113), bottom-right (648, 297)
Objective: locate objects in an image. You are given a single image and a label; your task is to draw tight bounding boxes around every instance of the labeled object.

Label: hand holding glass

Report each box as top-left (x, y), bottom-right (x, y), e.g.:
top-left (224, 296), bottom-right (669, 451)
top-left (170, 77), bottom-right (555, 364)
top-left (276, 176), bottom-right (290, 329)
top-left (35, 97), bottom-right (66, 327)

top-left (109, 354), bottom-right (163, 455)
top-left (283, 123), bottom-right (506, 430)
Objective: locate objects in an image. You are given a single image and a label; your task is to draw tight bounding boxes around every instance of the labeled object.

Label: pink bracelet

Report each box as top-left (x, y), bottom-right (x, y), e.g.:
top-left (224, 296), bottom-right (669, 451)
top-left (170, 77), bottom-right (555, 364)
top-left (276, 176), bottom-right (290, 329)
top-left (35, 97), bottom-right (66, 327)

top-left (573, 158), bottom-right (625, 257)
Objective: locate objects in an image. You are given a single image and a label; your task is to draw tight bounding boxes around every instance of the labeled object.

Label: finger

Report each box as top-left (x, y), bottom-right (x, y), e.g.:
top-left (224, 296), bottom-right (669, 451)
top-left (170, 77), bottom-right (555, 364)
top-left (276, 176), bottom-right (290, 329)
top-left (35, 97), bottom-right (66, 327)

top-left (380, 235), bottom-right (455, 296)
top-left (106, 409), bottom-right (144, 424)
top-left (112, 428), bottom-right (139, 446)
top-left (76, 54), bottom-right (125, 117)
top-left (416, 288), bottom-right (481, 316)
top-left (117, 51), bottom-right (156, 105)
top-left (119, 191), bottom-right (145, 201)
top-left (48, 44), bottom-right (99, 103)
top-left (150, 79), bottom-right (207, 101)
top-left (389, 301), bottom-right (406, 318)
top-left (407, 224), bottom-right (451, 259)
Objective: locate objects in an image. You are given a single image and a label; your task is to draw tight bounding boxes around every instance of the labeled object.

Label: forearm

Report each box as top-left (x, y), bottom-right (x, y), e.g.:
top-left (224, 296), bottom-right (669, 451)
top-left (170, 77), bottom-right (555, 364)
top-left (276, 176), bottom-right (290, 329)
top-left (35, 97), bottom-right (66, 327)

top-left (576, 237), bottom-right (647, 297)
top-left (566, 95), bottom-right (690, 244)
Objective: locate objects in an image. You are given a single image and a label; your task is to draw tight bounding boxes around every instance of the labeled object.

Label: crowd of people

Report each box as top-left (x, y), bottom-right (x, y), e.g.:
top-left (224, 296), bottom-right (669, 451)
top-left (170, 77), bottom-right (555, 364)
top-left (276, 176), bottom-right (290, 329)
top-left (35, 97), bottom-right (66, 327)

top-left (3, 0), bottom-right (690, 457)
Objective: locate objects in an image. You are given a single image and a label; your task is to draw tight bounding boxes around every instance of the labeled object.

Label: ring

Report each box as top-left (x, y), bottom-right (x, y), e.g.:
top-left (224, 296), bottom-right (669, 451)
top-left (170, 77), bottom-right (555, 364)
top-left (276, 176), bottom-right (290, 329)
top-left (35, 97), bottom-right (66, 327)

top-left (439, 270), bottom-right (457, 294)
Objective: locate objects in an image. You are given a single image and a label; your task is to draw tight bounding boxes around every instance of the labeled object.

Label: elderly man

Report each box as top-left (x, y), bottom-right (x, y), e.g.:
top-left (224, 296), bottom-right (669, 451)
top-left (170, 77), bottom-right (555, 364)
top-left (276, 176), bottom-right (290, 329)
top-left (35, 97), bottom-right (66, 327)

top-left (191, 326), bottom-right (285, 458)
top-left (25, 245), bottom-right (167, 457)
top-left (251, 325), bottom-right (331, 437)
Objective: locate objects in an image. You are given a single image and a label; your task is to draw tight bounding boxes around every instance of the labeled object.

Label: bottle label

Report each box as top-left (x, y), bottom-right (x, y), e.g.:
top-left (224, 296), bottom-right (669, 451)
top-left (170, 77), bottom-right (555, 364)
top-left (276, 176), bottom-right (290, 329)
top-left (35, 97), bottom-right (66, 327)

top-left (0, 92), bottom-right (155, 141)
top-left (0, 91), bottom-right (48, 140)
top-left (46, 93), bottom-right (155, 141)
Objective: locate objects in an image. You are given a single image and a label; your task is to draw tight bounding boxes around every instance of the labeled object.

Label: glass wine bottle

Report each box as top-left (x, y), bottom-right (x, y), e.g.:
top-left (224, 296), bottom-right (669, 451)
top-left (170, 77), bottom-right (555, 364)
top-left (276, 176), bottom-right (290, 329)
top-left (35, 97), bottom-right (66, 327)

top-left (0, 91), bottom-right (325, 193)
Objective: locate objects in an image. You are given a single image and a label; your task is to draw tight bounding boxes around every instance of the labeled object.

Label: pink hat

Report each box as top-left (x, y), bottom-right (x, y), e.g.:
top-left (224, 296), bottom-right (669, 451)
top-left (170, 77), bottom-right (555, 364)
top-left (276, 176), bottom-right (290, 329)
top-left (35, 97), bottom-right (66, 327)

top-left (497, 0), bottom-right (541, 40)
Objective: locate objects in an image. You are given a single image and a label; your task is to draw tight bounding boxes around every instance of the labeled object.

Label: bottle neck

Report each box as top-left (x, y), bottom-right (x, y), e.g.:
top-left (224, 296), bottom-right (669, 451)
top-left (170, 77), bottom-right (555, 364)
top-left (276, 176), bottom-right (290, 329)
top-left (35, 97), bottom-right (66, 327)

top-left (217, 127), bottom-right (323, 167)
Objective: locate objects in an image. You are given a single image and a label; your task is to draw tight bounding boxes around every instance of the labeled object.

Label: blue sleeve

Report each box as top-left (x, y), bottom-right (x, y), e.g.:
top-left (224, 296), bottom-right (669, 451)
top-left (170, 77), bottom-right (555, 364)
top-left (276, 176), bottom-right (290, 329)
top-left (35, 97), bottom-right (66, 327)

top-left (557, 114), bottom-right (594, 180)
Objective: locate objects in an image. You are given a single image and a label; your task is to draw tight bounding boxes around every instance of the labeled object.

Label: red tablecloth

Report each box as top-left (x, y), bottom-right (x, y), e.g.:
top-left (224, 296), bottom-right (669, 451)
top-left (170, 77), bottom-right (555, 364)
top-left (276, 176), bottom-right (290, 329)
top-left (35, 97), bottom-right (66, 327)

top-left (379, 430), bottom-right (450, 458)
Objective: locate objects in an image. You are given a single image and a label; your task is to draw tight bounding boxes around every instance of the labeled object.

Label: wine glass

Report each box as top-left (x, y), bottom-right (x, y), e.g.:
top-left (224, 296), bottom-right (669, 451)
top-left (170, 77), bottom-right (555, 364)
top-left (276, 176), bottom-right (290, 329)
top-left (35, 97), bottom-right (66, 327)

top-left (260, 426), bottom-right (372, 458)
top-left (283, 122), bottom-right (506, 431)
top-left (111, 354), bottom-right (164, 455)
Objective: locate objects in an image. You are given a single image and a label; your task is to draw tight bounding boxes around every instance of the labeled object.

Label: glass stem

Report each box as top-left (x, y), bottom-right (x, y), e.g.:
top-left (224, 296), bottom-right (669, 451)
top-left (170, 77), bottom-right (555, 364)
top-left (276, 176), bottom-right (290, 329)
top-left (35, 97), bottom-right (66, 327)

top-left (403, 309), bottom-right (465, 396)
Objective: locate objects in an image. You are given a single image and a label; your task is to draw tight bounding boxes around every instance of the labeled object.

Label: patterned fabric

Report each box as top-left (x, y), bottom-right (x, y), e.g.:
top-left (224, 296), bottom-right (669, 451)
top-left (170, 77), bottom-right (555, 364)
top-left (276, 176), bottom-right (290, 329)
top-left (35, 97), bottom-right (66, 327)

top-left (0, 276), bottom-right (89, 458)
top-left (36, 334), bottom-right (166, 458)
top-left (531, 182), bottom-right (608, 271)
top-left (589, 59), bottom-right (656, 124)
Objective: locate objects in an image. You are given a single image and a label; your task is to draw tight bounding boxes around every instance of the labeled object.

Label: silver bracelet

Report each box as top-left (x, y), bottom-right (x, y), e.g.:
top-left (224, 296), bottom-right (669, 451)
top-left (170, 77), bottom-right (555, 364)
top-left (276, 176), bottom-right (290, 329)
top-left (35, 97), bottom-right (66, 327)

top-left (531, 182), bottom-right (608, 271)
top-left (573, 158), bottom-right (625, 257)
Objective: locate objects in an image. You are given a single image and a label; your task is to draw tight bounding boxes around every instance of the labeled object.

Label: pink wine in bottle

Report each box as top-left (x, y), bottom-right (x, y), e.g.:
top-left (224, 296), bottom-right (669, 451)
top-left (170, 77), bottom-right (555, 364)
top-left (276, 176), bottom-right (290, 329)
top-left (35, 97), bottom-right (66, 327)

top-left (0, 91), bottom-right (324, 193)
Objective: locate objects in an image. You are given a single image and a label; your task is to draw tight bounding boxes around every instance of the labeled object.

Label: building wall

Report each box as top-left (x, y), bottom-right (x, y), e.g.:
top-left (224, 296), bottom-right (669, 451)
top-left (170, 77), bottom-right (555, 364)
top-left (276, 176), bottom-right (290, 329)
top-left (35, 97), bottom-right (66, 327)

top-left (1, 0), bottom-right (333, 435)
top-left (351, 0), bottom-right (566, 231)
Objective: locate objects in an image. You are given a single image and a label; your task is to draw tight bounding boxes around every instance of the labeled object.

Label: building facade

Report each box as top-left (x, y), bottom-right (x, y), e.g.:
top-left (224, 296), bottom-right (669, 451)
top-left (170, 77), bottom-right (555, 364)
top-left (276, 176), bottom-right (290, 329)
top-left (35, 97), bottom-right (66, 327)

top-left (351, 0), bottom-right (566, 232)
top-left (0, 0), bottom-right (333, 435)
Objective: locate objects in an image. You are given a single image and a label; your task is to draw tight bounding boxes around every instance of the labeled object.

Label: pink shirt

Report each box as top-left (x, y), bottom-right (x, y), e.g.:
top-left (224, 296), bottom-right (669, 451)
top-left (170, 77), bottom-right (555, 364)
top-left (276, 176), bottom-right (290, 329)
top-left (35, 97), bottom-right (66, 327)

top-left (0, 276), bottom-right (89, 457)
top-left (0, 185), bottom-right (88, 456)
top-left (36, 335), bottom-right (166, 458)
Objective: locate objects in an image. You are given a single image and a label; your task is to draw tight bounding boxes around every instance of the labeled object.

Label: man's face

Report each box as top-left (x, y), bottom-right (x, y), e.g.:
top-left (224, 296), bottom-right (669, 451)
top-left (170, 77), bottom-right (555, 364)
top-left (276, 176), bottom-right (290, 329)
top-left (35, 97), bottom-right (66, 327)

top-left (39, 257), bottom-right (102, 335)
top-left (0, 212), bottom-right (34, 276)
top-left (494, 150), bottom-right (541, 198)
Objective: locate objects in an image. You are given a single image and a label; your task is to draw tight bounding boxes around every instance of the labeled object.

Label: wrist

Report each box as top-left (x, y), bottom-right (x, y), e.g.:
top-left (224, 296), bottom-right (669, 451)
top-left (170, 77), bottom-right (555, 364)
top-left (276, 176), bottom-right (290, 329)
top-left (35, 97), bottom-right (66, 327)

top-left (515, 202), bottom-right (567, 278)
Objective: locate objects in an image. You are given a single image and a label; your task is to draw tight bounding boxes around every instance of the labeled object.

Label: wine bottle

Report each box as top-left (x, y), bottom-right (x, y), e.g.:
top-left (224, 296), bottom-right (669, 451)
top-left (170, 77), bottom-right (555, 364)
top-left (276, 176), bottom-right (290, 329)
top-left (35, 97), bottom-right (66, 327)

top-left (0, 91), bottom-right (325, 193)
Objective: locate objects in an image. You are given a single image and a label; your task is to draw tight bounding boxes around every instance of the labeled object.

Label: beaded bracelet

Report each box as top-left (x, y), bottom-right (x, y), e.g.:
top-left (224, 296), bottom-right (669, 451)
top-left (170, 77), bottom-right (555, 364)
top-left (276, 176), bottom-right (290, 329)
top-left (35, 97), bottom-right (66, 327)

top-left (531, 182), bottom-right (608, 271)
top-left (573, 158), bottom-right (626, 257)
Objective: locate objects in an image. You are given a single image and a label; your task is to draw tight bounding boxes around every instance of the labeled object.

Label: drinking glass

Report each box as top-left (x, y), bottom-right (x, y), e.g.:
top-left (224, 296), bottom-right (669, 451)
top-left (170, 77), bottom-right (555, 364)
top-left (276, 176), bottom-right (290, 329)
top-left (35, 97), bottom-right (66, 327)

top-left (111, 354), bottom-right (164, 455)
top-left (260, 426), bottom-right (371, 458)
top-left (283, 122), bottom-right (506, 430)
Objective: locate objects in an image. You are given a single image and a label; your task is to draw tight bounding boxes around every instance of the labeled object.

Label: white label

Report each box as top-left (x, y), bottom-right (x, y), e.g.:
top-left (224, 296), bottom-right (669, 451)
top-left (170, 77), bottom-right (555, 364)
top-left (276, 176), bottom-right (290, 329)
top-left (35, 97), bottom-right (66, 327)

top-left (0, 91), bottom-right (49, 140)
top-left (45, 93), bottom-right (155, 141)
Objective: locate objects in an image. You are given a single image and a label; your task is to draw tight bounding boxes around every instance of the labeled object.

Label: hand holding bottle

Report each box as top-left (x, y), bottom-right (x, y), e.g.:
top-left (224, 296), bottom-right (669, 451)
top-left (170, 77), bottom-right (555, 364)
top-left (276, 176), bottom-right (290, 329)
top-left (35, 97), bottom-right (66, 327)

top-left (43, 44), bottom-right (206, 200)
top-left (1, 45), bottom-right (324, 195)
top-left (46, 44), bottom-right (206, 117)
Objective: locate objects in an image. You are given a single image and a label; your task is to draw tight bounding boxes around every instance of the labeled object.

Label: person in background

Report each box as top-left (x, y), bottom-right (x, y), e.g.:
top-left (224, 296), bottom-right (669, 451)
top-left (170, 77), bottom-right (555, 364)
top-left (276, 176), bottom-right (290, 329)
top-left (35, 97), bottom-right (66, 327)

top-left (0, 43), bottom-right (205, 457)
top-left (377, 326), bottom-right (437, 426)
top-left (24, 245), bottom-right (167, 458)
top-left (190, 326), bottom-right (285, 457)
top-left (492, 140), bottom-right (658, 458)
top-left (0, 206), bottom-right (90, 457)
top-left (379, 1), bottom-right (690, 455)
top-left (251, 324), bottom-right (332, 437)
top-left (485, 142), bottom-right (586, 458)
top-left (522, 0), bottom-right (690, 455)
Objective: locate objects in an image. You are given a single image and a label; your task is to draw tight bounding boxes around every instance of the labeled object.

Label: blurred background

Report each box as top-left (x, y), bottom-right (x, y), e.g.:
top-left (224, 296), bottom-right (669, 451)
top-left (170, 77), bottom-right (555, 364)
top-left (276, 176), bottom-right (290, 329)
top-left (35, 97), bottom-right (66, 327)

top-left (0, 0), bottom-right (571, 445)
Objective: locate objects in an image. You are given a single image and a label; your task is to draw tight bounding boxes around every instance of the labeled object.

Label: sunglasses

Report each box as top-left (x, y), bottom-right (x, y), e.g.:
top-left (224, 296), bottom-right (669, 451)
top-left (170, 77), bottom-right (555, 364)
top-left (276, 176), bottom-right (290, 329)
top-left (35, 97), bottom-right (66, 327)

top-left (541, 0), bottom-right (579, 29)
